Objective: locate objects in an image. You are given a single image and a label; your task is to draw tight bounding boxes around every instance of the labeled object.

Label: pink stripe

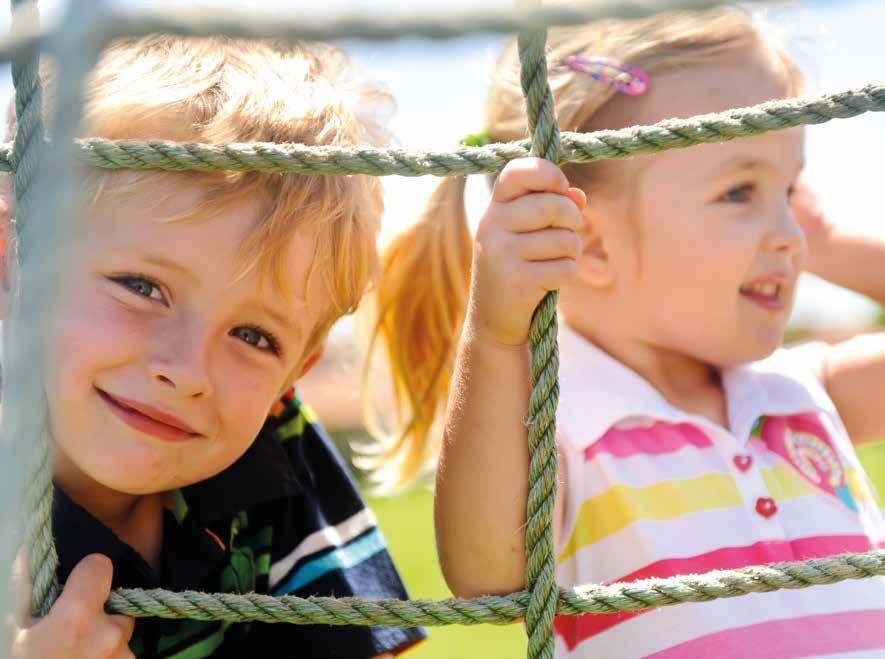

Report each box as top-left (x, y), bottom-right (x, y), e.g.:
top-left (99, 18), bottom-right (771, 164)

top-left (584, 422), bottom-right (712, 460)
top-left (554, 535), bottom-right (879, 651)
top-left (648, 609), bottom-right (885, 658)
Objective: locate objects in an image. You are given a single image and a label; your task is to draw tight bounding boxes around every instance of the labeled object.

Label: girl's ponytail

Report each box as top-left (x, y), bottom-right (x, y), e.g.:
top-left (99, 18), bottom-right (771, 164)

top-left (361, 176), bottom-right (472, 489)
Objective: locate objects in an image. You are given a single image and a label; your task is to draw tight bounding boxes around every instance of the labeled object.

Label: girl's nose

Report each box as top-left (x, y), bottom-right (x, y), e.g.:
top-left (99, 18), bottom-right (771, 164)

top-left (764, 205), bottom-right (806, 255)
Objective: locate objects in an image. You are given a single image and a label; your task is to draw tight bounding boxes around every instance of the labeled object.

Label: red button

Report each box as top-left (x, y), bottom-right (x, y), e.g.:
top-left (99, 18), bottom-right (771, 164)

top-left (756, 497), bottom-right (777, 518)
top-left (733, 454), bottom-right (753, 472)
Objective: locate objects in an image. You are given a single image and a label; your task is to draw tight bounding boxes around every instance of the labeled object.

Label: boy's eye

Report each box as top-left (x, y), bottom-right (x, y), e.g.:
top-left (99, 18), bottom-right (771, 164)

top-left (230, 325), bottom-right (281, 355)
top-left (113, 275), bottom-right (165, 303)
top-left (720, 184), bottom-right (755, 204)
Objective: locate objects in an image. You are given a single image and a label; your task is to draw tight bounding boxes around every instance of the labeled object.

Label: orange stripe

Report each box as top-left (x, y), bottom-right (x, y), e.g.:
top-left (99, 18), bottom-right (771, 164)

top-left (204, 527), bottom-right (227, 551)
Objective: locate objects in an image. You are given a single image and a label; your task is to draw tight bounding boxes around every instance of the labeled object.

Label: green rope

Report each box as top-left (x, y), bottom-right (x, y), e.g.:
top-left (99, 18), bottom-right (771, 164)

top-left (518, 9), bottom-right (560, 658)
top-left (0, 84), bottom-right (880, 177)
top-left (0, 0), bottom-right (766, 60)
top-left (102, 550), bottom-right (885, 625)
top-left (5, 1), bottom-right (885, 653)
top-left (9, 0), bottom-right (59, 619)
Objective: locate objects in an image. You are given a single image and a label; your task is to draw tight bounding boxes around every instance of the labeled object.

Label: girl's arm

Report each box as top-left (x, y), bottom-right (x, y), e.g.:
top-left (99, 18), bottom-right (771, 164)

top-left (794, 182), bottom-right (885, 444)
top-left (435, 159), bottom-right (583, 598)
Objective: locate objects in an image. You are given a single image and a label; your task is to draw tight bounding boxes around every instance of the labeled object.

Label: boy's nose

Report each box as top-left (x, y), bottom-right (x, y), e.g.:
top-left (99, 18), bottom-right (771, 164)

top-left (147, 335), bottom-right (213, 398)
top-left (149, 360), bottom-right (213, 398)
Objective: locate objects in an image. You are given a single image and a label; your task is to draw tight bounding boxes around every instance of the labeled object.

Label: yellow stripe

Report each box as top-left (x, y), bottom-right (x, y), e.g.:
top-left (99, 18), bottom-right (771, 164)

top-left (559, 472), bottom-right (741, 563)
top-left (848, 466), bottom-right (874, 505)
top-left (760, 464), bottom-right (826, 500)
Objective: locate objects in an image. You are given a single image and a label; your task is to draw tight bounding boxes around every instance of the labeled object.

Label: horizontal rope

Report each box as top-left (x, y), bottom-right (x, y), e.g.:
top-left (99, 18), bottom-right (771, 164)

top-left (105, 549), bottom-right (885, 627)
top-left (0, 0), bottom-right (766, 62)
top-left (1, 84), bottom-right (880, 177)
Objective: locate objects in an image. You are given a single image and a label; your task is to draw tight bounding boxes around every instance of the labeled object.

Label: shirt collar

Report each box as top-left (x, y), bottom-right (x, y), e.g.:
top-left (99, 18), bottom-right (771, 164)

top-left (556, 320), bottom-right (835, 450)
top-left (52, 486), bottom-right (226, 591)
top-left (177, 394), bottom-right (302, 526)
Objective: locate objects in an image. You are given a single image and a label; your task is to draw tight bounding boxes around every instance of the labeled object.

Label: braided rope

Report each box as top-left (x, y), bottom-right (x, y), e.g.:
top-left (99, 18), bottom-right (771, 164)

top-left (0, 84), bottom-right (880, 177)
top-left (0, 0), bottom-right (765, 60)
top-left (518, 11), bottom-right (560, 659)
top-left (9, 0), bottom-right (59, 618)
top-left (102, 550), bottom-right (885, 625)
top-left (5, 2), bottom-right (885, 657)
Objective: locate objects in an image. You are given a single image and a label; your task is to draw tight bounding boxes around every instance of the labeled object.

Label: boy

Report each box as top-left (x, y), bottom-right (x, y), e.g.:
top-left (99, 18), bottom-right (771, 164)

top-left (6, 36), bottom-right (424, 657)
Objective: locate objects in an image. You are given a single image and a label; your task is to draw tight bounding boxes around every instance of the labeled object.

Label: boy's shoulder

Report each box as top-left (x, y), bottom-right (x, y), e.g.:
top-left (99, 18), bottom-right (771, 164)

top-left (55, 388), bottom-right (426, 657)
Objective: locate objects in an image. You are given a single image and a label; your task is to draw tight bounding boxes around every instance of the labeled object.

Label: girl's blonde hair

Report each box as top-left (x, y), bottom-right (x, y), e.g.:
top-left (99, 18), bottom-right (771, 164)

top-left (10, 36), bottom-right (392, 369)
top-left (363, 7), bottom-right (804, 489)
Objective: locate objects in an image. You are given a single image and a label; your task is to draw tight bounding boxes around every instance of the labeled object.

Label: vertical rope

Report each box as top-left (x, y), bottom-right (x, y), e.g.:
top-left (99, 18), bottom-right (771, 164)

top-left (517, 4), bottom-right (560, 658)
top-left (9, 0), bottom-right (60, 617)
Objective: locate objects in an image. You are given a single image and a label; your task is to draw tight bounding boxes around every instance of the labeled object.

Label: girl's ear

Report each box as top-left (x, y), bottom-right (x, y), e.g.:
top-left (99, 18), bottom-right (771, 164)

top-left (576, 195), bottom-right (616, 289)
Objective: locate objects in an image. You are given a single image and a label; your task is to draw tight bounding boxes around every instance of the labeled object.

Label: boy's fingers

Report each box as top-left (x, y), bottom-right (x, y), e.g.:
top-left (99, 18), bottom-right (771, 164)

top-left (10, 550), bottom-right (31, 627)
top-left (493, 193), bottom-right (584, 234)
top-left (492, 158), bottom-right (570, 203)
top-left (108, 613), bottom-right (135, 640)
top-left (55, 554), bottom-right (114, 613)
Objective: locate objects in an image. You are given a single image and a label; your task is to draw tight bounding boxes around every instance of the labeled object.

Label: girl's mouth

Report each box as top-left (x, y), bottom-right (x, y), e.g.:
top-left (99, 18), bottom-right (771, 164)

top-left (739, 281), bottom-right (784, 312)
top-left (96, 387), bottom-right (200, 442)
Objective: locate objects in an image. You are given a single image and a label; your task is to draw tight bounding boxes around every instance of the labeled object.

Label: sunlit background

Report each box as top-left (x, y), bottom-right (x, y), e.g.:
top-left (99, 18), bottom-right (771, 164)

top-left (2, 2), bottom-right (884, 657)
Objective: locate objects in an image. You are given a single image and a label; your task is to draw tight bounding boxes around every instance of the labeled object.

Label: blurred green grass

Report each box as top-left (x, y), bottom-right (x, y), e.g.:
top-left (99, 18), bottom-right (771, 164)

top-left (367, 441), bottom-right (885, 659)
top-left (368, 490), bottom-right (527, 659)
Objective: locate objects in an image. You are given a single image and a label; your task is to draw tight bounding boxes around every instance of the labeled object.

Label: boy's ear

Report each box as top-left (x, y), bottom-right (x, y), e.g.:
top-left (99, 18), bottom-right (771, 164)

top-left (297, 345), bottom-right (325, 380)
top-left (576, 197), bottom-right (615, 289)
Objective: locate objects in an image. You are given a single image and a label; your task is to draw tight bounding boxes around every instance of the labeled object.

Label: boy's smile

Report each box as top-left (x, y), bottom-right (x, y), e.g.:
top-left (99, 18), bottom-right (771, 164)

top-left (96, 386), bottom-right (202, 442)
top-left (44, 174), bottom-right (326, 506)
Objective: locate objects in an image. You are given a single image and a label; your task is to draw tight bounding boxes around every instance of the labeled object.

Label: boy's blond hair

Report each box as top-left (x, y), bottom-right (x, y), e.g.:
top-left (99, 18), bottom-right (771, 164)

top-left (8, 35), bottom-right (391, 371)
top-left (364, 7), bottom-right (804, 489)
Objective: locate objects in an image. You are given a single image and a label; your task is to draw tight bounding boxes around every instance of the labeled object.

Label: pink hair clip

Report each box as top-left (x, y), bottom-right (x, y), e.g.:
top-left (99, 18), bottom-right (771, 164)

top-left (563, 55), bottom-right (649, 97)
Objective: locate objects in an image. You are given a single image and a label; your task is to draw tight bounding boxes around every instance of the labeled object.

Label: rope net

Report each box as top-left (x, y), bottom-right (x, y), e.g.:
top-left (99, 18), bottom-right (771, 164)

top-left (5, 2), bottom-right (884, 658)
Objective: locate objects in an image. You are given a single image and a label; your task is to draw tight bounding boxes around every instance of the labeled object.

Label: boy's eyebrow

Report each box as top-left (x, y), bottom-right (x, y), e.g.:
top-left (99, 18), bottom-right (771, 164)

top-left (143, 254), bottom-right (200, 284)
top-left (259, 303), bottom-right (303, 341)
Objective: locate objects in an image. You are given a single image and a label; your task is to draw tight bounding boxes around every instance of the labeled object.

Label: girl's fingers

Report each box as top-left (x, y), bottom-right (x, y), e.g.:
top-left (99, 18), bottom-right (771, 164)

top-left (526, 258), bottom-right (581, 292)
top-left (566, 186), bottom-right (587, 213)
top-left (513, 228), bottom-right (583, 262)
top-left (493, 192), bottom-right (584, 234)
top-left (492, 158), bottom-right (570, 203)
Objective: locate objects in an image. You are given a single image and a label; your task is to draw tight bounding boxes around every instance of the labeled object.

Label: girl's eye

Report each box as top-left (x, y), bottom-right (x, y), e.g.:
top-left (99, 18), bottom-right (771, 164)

top-left (230, 325), bottom-right (281, 355)
top-left (720, 184), bottom-right (755, 204)
top-left (113, 275), bottom-right (166, 303)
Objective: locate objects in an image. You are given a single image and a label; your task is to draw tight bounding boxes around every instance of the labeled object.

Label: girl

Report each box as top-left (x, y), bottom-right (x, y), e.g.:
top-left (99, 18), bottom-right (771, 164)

top-left (368, 8), bottom-right (885, 657)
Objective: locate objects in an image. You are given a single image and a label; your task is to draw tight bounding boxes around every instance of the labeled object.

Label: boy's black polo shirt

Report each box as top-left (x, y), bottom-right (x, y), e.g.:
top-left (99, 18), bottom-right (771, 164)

top-left (53, 390), bottom-right (426, 658)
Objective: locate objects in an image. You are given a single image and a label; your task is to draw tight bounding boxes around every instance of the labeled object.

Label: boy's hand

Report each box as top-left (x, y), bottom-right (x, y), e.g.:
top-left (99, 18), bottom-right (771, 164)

top-left (12, 554), bottom-right (135, 659)
top-left (471, 158), bottom-right (586, 346)
top-left (791, 178), bottom-right (832, 274)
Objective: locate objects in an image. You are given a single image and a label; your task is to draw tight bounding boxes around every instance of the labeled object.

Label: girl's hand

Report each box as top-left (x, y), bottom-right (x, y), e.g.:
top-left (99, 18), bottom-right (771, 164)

top-left (791, 178), bottom-right (832, 273)
top-left (12, 554), bottom-right (135, 659)
top-left (471, 158), bottom-right (586, 346)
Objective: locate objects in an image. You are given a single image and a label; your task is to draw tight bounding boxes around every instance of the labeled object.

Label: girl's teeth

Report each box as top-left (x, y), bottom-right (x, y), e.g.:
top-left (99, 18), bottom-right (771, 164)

top-left (744, 282), bottom-right (779, 297)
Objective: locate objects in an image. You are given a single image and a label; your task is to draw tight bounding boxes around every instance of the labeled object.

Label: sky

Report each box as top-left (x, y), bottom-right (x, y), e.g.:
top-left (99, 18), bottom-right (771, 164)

top-left (0, 0), bottom-right (883, 329)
